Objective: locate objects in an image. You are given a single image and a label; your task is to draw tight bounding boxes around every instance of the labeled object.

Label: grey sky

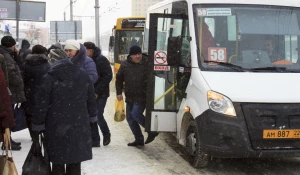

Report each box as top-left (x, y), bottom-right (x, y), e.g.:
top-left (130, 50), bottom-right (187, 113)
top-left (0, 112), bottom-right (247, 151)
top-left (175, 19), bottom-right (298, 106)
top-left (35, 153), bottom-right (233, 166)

top-left (46, 0), bottom-right (131, 39)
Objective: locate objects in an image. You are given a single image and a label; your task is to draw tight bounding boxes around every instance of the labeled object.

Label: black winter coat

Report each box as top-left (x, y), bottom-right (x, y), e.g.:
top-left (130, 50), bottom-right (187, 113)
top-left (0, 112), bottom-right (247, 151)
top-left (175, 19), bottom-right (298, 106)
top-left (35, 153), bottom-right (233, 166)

top-left (92, 47), bottom-right (112, 98)
top-left (22, 54), bottom-right (50, 115)
top-left (116, 54), bottom-right (148, 104)
top-left (0, 45), bottom-right (26, 104)
top-left (32, 59), bottom-right (97, 164)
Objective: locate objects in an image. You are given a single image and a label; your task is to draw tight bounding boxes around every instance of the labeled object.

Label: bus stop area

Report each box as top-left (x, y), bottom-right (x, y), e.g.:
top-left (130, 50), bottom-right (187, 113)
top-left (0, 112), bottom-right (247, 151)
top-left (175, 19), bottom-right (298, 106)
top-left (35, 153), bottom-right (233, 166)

top-left (10, 80), bottom-right (300, 175)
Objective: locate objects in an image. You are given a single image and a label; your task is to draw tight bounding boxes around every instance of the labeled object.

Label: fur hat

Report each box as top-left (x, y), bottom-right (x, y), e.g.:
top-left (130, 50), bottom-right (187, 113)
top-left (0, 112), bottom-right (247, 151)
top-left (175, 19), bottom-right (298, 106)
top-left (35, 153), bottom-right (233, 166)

top-left (64, 40), bottom-right (80, 50)
top-left (1, 36), bottom-right (16, 48)
top-left (129, 45), bottom-right (142, 56)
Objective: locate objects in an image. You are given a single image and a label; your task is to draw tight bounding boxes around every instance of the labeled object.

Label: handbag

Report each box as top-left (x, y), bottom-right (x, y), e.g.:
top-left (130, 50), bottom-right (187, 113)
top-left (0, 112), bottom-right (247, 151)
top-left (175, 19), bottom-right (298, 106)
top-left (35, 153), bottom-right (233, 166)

top-left (22, 134), bottom-right (51, 175)
top-left (11, 105), bottom-right (27, 132)
top-left (114, 99), bottom-right (126, 122)
top-left (0, 128), bottom-right (18, 175)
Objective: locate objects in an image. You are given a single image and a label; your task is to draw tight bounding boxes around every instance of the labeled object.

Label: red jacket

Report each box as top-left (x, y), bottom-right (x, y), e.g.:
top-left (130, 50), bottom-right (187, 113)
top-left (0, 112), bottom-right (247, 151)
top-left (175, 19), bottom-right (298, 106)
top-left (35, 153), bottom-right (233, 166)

top-left (0, 67), bottom-right (15, 142)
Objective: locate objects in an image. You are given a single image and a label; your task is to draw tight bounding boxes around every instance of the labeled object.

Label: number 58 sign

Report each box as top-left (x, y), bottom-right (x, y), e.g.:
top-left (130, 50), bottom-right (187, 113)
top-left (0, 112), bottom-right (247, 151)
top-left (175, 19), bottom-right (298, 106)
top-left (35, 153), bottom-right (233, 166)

top-left (208, 47), bottom-right (227, 63)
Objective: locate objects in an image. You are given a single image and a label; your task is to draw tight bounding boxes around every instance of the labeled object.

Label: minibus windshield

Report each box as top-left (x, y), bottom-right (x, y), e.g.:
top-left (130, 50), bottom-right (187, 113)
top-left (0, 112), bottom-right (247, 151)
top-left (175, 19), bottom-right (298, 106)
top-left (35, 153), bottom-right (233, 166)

top-left (194, 5), bottom-right (300, 73)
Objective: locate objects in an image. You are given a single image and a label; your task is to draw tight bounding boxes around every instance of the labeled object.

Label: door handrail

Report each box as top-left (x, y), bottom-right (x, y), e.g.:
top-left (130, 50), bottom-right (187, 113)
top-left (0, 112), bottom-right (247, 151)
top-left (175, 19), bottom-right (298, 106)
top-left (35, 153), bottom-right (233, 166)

top-left (154, 84), bottom-right (175, 104)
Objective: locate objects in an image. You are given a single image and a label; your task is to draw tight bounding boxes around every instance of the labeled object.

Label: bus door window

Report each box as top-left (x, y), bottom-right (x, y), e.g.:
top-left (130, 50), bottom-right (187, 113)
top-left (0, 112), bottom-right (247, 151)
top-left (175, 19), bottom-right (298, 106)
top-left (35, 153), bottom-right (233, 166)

top-left (153, 17), bottom-right (184, 110)
top-left (177, 19), bottom-right (191, 108)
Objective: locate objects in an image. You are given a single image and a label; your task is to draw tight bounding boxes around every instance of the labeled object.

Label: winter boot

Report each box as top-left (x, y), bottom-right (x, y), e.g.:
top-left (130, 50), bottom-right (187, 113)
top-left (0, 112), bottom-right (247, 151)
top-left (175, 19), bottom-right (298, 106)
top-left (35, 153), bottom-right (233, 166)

top-left (103, 134), bottom-right (111, 146)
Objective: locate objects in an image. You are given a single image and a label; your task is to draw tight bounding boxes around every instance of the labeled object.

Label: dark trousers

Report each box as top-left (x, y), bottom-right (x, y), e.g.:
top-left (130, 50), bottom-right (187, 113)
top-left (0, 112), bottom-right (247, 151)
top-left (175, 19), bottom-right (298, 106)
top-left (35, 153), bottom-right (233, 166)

top-left (126, 103), bottom-right (145, 142)
top-left (91, 96), bottom-right (110, 144)
top-left (51, 163), bottom-right (81, 175)
top-left (23, 102), bottom-right (33, 139)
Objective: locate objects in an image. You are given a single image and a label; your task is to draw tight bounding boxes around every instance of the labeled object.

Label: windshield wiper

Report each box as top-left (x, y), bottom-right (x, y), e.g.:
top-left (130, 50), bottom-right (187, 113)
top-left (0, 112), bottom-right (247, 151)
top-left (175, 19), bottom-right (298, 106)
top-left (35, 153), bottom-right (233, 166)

top-left (204, 61), bottom-right (249, 72)
top-left (249, 66), bottom-right (293, 72)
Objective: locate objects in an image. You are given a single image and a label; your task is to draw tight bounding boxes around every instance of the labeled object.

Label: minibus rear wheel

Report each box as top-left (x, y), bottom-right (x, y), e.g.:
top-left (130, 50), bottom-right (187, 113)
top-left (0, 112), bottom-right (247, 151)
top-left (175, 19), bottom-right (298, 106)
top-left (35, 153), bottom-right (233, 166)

top-left (186, 121), bottom-right (211, 168)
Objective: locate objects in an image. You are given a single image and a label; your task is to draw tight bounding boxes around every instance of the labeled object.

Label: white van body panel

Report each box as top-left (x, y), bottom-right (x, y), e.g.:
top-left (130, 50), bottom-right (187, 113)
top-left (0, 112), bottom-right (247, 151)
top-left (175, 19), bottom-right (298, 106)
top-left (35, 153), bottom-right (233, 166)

top-left (201, 72), bottom-right (300, 103)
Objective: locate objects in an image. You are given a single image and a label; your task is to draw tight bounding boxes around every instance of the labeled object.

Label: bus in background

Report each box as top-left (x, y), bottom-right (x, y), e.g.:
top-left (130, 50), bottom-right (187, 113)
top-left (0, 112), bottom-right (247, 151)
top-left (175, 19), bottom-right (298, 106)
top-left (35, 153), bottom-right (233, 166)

top-left (143, 0), bottom-right (300, 169)
top-left (108, 17), bottom-right (145, 77)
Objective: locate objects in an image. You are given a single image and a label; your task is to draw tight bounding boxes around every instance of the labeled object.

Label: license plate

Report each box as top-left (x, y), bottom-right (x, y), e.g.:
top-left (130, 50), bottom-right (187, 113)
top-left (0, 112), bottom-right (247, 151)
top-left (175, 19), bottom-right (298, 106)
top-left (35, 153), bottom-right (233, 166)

top-left (263, 129), bottom-right (300, 139)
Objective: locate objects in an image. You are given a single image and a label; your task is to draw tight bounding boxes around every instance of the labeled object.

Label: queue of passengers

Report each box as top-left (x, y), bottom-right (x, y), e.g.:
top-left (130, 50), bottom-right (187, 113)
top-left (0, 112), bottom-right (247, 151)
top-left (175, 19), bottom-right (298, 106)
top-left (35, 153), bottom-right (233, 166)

top-left (0, 36), bottom-right (158, 174)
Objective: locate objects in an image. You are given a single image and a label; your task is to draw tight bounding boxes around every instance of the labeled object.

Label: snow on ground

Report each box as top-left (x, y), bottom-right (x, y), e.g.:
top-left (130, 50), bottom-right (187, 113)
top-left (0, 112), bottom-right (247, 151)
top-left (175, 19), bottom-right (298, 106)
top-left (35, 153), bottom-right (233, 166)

top-left (10, 84), bottom-right (201, 175)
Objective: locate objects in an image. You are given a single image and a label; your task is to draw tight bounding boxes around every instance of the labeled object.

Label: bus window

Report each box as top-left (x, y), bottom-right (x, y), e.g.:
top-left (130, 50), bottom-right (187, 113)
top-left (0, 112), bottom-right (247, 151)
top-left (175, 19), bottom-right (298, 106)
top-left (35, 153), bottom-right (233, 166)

top-left (109, 17), bottom-right (145, 81)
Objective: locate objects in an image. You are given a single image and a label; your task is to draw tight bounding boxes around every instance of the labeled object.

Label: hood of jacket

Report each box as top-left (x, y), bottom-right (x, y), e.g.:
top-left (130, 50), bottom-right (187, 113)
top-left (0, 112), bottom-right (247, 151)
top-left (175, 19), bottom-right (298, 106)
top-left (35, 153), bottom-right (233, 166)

top-left (49, 59), bottom-right (80, 81)
top-left (92, 47), bottom-right (102, 59)
top-left (21, 40), bottom-right (30, 50)
top-left (25, 54), bottom-right (48, 66)
top-left (71, 44), bottom-right (86, 67)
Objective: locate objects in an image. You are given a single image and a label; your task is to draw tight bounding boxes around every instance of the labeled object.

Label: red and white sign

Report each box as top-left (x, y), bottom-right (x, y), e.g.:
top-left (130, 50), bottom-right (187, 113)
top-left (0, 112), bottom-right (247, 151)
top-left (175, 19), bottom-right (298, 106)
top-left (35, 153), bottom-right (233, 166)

top-left (154, 66), bottom-right (170, 71)
top-left (208, 47), bottom-right (227, 65)
top-left (154, 51), bottom-right (168, 65)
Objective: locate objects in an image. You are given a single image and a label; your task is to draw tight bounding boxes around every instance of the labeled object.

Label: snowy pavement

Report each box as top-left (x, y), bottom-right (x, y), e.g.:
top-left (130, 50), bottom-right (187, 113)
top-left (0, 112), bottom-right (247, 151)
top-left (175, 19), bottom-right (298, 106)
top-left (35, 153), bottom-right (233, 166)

top-left (9, 69), bottom-right (300, 175)
top-left (10, 83), bottom-right (201, 175)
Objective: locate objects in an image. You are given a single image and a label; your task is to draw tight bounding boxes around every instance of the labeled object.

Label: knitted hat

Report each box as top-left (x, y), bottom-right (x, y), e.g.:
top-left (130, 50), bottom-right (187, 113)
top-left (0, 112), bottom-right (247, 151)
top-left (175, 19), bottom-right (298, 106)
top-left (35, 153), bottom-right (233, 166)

top-left (1, 36), bottom-right (16, 48)
top-left (53, 42), bottom-right (63, 49)
top-left (83, 42), bottom-right (96, 50)
top-left (48, 49), bottom-right (68, 63)
top-left (129, 45), bottom-right (142, 56)
top-left (64, 40), bottom-right (80, 50)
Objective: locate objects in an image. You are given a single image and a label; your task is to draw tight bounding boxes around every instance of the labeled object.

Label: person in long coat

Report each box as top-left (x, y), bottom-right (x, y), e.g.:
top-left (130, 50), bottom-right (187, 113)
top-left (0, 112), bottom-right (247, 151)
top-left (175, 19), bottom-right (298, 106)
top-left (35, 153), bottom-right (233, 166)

top-left (31, 49), bottom-right (97, 175)
top-left (22, 45), bottom-right (50, 139)
top-left (0, 67), bottom-right (15, 142)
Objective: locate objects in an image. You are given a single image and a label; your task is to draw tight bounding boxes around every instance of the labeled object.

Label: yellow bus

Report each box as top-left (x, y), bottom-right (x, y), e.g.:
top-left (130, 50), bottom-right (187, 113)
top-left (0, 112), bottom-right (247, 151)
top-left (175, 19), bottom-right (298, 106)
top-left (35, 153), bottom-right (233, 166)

top-left (108, 17), bottom-right (145, 77)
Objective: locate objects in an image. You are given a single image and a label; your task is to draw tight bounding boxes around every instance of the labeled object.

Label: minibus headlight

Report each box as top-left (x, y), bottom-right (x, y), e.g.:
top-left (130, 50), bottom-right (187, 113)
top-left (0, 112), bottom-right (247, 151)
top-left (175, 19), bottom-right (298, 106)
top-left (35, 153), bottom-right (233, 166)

top-left (207, 91), bottom-right (236, 117)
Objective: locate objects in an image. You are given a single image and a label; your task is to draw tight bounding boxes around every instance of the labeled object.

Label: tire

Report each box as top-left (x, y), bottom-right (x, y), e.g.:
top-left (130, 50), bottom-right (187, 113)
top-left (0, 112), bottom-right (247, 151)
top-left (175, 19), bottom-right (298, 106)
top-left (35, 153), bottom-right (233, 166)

top-left (186, 120), bottom-right (211, 168)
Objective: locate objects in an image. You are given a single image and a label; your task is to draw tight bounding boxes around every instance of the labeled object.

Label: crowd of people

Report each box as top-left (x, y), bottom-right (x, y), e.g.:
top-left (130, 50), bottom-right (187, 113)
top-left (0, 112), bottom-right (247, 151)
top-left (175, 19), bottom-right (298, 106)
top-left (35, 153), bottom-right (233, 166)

top-left (0, 35), bottom-right (158, 174)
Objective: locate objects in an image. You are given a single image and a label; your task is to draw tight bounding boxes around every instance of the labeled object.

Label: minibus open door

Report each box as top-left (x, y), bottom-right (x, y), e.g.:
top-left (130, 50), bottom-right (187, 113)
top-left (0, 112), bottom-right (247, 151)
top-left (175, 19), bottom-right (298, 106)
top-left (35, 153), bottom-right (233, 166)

top-left (145, 13), bottom-right (187, 133)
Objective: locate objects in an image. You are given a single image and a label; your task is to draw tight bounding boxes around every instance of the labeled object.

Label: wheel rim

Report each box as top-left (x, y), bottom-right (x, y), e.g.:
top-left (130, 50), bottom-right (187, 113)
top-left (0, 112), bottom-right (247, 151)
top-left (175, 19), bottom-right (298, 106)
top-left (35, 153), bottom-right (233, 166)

top-left (186, 131), bottom-right (197, 156)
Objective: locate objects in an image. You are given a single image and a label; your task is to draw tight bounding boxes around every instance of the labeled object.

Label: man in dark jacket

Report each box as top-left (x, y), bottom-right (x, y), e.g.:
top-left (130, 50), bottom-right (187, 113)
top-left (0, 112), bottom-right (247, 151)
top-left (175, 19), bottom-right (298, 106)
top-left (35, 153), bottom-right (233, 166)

top-left (32, 49), bottom-right (97, 175)
top-left (84, 42), bottom-right (112, 147)
top-left (116, 45), bottom-right (158, 146)
top-left (0, 36), bottom-right (25, 150)
top-left (0, 36), bottom-right (26, 105)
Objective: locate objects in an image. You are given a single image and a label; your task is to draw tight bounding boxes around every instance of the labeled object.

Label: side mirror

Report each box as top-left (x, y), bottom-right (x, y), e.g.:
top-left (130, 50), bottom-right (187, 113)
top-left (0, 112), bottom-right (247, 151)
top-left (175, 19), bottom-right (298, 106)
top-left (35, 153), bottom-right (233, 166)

top-left (109, 36), bottom-right (115, 47)
top-left (167, 36), bottom-right (182, 66)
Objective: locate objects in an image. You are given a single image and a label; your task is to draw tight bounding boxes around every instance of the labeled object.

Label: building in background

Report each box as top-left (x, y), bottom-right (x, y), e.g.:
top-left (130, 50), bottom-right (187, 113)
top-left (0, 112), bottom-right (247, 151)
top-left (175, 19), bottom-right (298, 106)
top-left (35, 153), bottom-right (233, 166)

top-left (131, 0), bottom-right (163, 16)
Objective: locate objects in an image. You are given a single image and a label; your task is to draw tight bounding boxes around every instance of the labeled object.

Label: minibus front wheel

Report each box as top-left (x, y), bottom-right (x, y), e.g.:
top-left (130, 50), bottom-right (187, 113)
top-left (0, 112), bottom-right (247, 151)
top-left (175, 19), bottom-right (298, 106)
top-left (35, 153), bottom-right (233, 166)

top-left (186, 120), bottom-right (211, 168)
